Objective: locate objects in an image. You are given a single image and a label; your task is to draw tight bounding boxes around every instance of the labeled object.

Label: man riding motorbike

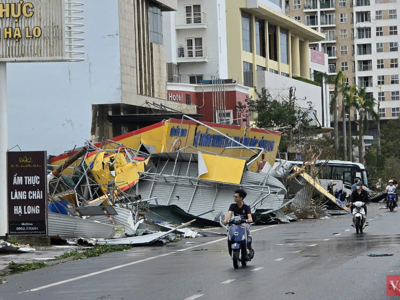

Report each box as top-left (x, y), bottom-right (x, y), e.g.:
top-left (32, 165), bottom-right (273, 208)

top-left (349, 181), bottom-right (368, 216)
top-left (223, 189), bottom-right (253, 251)
top-left (386, 180), bottom-right (397, 208)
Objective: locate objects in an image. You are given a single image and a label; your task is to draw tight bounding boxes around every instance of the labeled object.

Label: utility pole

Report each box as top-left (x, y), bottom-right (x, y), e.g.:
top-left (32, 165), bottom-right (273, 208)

top-left (377, 85), bottom-right (382, 155)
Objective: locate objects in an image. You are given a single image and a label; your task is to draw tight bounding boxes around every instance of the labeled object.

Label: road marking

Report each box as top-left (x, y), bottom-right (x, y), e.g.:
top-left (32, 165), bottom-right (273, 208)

top-left (323, 239), bottom-right (330, 241)
top-left (345, 229), bottom-right (350, 232)
top-left (369, 219), bottom-right (373, 221)
top-left (185, 294), bottom-right (203, 300)
top-left (274, 258), bottom-right (285, 261)
top-left (221, 279), bottom-right (236, 284)
top-left (21, 225), bottom-right (279, 293)
top-left (333, 233), bottom-right (341, 236)
top-left (292, 250), bottom-right (303, 253)
top-left (252, 267), bottom-right (264, 271)
top-left (308, 244), bottom-right (318, 247)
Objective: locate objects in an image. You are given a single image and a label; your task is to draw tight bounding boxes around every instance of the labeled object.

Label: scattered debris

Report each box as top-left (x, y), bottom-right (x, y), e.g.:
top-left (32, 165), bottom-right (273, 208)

top-left (4, 261), bottom-right (48, 275)
top-left (0, 240), bottom-right (35, 254)
top-left (367, 254), bottom-right (393, 257)
top-left (55, 245), bottom-right (132, 260)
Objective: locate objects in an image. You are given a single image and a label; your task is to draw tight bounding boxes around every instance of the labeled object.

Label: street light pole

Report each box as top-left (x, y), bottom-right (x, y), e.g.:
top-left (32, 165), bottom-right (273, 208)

top-left (377, 86), bottom-right (382, 155)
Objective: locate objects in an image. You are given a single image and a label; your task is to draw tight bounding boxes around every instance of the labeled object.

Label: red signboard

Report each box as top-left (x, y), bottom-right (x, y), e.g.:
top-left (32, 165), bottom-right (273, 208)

top-left (310, 49), bottom-right (325, 65)
top-left (7, 151), bottom-right (47, 235)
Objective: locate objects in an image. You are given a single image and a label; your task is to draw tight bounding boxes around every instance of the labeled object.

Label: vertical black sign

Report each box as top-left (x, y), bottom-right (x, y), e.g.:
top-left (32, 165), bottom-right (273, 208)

top-left (7, 151), bottom-right (47, 235)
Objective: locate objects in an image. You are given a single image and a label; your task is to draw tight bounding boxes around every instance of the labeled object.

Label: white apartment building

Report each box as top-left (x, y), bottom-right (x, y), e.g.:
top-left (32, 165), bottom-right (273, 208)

top-left (163, 0), bottom-right (228, 84)
top-left (354, 0), bottom-right (400, 121)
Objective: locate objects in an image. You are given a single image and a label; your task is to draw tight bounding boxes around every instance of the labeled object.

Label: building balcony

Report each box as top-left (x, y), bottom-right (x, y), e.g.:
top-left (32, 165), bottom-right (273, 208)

top-left (320, 1), bottom-right (335, 9)
top-left (177, 46), bottom-right (208, 63)
top-left (176, 12), bottom-right (207, 29)
top-left (326, 49), bottom-right (337, 58)
top-left (328, 64), bottom-right (337, 74)
top-left (304, 1), bottom-right (318, 10)
top-left (320, 19), bottom-right (336, 26)
top-left (358, 65), bottom-right (372, 71)
top-left (322, 33), bottom-right (337, 43)
top-left (306, 19), bottom-right (318, 26)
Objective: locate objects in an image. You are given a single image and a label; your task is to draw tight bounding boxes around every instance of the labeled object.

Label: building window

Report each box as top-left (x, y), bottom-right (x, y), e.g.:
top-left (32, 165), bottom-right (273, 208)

top-left (185, 38), bottom-right (203, 57)
top-left (186, 94), bottom-right (191, 105)
top-left (376, 43), bottom-right (383, 52)
top-left (294, 16), bottom-right (301, 22)
top-left (243, 62), bottom-right (253, 87)
top-left (294, 0), bottom-right (301, 9)
top-left (357, 27), bottom-right (371, 39)
top-left (185, 5), bottom-right (202, 24)
top-left (390, 26), bottom-right (398, 36)
top-left (341, 62), bottom-right (349, 71)
top-left (392, 91), bottom-right (400, 100)
top-left (149, 4), bottom-right (163, 45)
top-left (345, 78), bottom-right (349, 86)
top-left (357, 44), bottom-right (372, 55)
top-left (340, 45), bottom-right (348, 55)
top-left (375, 10), bottom-right (382, 20)
top-left (378, 92), bottom-right (385, 102)
top-left (376, 27), bottom-right (383, 36)
top-left (257, 65), bottom-right (267, 71)
top-left (392, 108), bottom-right (400, 116)
top-left (356, 11), bottom-right (371, 23)
top-left (377, 75), bottom-right (385, 85)
top-left (389, 9), bottom-right (397, 19)
top-left (352, 45), bottom-right (355, 55)
top-left (391, 75), bottom-right (399, 84)
top-left (340, 29), bottom-right (348, 39)
top-left (269, 24), bottom-right (278, 61)
top-left (280, 28), bottom-right (288, 64)
top-left (390, 42), bottom-right (398, 52)
top-left (339, 0), bottom-right (346, 6)
top-left (269, 68), bottom-right (278, 74)
top-left (255, 18), bottom-right (266, 57)
top-left (390, 59), bottom-right (398, 68)
top-left (379, 108), bottom-right (385, 117)
top-left (340, 13), bottom-right (347, 23)
top-left (377, 59), bottom-right (384, 69)
top-left (189, 75), bottom-right (203, 84)
top-left (242, 12), bottom-right (252, 52)
top-left (281, 72), bottom-right (290, 77)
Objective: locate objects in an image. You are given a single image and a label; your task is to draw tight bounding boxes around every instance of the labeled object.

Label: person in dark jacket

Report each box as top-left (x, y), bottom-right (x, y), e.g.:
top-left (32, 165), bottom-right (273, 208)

top-left (349, 181), bottom-right (368, 215)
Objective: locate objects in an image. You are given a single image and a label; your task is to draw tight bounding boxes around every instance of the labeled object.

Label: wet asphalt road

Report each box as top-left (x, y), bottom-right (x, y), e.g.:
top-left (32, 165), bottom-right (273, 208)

top-left (1, 202), bottom-right (400, 300)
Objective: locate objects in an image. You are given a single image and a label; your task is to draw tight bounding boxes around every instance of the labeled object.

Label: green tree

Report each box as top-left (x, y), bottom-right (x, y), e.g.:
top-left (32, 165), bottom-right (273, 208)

top-left (238, 88), bottom-right (316, 152)
top-left (342, 84), bottom-right (358, 161)
top-left (352, 87), bottom-right (378, 165)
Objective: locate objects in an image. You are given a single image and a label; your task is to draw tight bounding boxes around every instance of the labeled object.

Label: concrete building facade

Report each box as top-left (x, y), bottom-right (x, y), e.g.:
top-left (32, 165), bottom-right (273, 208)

top-left (286, 0), bottom-right (400, 130)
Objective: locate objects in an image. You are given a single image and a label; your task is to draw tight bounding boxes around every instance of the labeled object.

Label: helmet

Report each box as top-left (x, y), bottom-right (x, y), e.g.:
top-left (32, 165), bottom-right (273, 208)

top-left (389, 180), bottom-right (394, 183)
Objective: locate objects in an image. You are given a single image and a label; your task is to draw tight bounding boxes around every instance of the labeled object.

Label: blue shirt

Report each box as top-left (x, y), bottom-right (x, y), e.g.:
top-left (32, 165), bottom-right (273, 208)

top-left (351, 183), bottom-right (357, 191)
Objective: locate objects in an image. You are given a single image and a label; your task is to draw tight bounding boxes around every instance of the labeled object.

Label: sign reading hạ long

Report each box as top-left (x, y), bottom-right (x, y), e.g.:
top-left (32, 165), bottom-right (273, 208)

top-left (7, 151), bottom-right (47, 235)
top-left (0, 0), bottom-right (83, 62)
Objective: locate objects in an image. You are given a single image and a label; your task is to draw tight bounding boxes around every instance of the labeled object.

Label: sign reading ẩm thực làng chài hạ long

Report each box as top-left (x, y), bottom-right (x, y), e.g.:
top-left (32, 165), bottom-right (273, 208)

top-left (7, 151), bottom-right (47, 235)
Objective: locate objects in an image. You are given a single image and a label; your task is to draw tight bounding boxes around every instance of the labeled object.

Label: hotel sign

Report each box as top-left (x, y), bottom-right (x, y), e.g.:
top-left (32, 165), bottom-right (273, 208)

top-left (310, 49), bottom-right (325, 66)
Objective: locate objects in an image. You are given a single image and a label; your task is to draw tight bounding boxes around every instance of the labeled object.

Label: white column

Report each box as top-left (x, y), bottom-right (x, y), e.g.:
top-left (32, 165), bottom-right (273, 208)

top-left (0, 62), bottom-right (7, 237)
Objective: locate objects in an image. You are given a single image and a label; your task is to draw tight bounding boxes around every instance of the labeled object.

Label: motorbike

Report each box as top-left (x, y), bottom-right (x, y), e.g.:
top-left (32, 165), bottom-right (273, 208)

top-left (221, 216), bottom-right (254, 269)
top-left (352, 201), bottom-right (367, 234)
top-left (388, 192), bottom-right (396, 212)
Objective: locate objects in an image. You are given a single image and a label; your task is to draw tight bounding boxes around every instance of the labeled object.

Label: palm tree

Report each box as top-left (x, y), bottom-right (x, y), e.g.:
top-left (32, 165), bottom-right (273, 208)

top-left (353, 87), bottom-right (378, 165)
top-left (326, 71), bottom-right (346, 159)
top-left (343, 84), bottom-right (358, 161)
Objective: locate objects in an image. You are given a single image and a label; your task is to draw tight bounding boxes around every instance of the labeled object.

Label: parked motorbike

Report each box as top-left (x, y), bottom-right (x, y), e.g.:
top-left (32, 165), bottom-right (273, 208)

top-left (352, 201), bottom-right (367, 234)
top-left (221, 216), bottom-right (254, 269)
top-left (388, 192), bottom-right (396, 212)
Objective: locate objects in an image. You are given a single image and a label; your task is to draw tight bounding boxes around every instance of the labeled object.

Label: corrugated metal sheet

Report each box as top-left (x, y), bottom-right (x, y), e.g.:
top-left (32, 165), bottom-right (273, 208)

top-left (48, 212), bottom-right (123, 239)
top-left (88, 207), bottom-right (136, 236)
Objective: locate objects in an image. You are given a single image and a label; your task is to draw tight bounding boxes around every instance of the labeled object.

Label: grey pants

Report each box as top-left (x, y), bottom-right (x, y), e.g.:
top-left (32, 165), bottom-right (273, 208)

top-left (243, 222), bottom-right (251, 237)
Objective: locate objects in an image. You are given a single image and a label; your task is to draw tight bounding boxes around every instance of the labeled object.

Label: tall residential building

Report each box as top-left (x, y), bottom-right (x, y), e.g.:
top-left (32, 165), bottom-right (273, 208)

top-left (286, 0), bottom-right (400, 136)
top-left (163, 0), bottom-right (331, 126)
